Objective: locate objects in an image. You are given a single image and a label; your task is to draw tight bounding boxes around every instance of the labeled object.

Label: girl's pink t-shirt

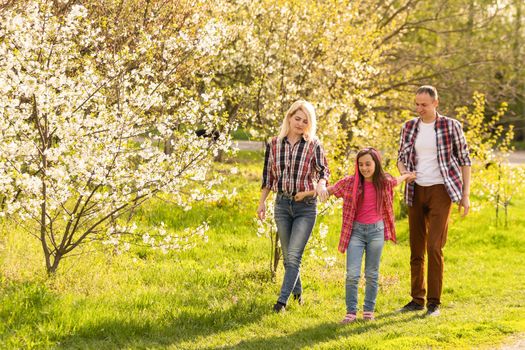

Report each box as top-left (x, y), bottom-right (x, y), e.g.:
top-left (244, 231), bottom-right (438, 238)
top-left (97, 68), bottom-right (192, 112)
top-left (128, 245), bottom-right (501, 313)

top-left (354, 181), bottom-right (382, 224)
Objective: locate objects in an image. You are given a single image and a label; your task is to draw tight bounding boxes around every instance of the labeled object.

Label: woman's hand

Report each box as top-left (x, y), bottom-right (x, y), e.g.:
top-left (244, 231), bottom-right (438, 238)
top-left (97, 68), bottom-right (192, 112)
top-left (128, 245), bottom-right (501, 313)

top-left (316, 182), bottom-right (329, 202)
top-left (294, 190), bottom-right (316, 202)
top-left (256, 202), bottom-right (266, 221)
top-left (294, 192), bottom-right (306, 202)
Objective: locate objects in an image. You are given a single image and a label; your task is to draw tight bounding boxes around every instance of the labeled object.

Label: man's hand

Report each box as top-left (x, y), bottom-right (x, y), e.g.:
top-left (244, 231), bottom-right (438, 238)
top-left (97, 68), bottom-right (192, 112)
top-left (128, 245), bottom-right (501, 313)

top-left (458, 195), bottom-right (470, 217)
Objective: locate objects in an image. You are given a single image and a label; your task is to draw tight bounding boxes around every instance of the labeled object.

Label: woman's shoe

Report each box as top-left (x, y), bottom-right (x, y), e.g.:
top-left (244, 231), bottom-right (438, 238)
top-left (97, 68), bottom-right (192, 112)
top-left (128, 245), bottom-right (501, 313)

top-left (293, 293), bottom-right (304, 305)
top-left (273, 302), bottom-right (286, 313)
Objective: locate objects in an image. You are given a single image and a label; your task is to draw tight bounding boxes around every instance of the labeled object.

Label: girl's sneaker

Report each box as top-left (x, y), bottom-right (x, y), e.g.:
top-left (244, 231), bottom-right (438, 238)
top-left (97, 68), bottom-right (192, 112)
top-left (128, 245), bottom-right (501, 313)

top-left (363, 311), bottom-right (375, 321)
top-left (340, 312), bottom-right (357, 324)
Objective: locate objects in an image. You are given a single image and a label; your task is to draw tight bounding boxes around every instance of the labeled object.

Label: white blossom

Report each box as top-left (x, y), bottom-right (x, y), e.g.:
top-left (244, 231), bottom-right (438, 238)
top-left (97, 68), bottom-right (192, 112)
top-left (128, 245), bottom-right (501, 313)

top-left (0, 2), bottom-right (232, 271)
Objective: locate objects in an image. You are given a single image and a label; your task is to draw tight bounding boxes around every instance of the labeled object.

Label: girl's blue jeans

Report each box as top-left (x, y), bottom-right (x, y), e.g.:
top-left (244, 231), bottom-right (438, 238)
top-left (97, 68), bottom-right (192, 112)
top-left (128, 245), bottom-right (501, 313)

top-left (274, 193), bottom-right (317, 305)
top-left (346, 220), bottom-right (385, 313)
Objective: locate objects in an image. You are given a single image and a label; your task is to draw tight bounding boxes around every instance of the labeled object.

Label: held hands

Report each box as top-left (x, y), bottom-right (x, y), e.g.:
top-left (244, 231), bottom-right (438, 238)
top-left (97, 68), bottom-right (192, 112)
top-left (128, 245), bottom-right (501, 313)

top-left (316, 182), bottom-right (329, 202)
top-left (396, 171), bottom-right (417, 185)
top-left (405, 172), bottom-right (417, 183)
top-left (458, 195), bottom-right (470, 217)
top-left (402, 171), bottom-right (417, 183)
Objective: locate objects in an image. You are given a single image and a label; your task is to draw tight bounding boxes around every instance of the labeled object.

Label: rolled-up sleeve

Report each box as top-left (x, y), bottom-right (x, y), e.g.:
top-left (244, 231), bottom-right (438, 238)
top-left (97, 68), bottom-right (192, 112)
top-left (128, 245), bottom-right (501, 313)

top-left (261, 142), bottom-right (274, 189)
top-left (314, 143), bottom-right (330, 183)
top-left (397, 124), bottom-right (408, 165)
top-left (332, 176), bottom-right (352, 199)
top-left (452, 120), bottom-right (472, 166)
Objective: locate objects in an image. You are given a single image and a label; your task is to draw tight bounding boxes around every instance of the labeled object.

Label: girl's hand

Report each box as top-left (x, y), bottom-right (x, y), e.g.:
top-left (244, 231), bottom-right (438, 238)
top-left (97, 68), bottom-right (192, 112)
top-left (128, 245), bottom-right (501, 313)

top-left (256, 202), bottom-right (266, 220)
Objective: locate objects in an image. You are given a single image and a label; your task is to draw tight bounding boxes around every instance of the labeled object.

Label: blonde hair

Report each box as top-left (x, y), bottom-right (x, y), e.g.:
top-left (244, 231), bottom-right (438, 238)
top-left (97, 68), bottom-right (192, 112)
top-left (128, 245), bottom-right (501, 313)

top-left (277, 100), bottom-right (317, 141)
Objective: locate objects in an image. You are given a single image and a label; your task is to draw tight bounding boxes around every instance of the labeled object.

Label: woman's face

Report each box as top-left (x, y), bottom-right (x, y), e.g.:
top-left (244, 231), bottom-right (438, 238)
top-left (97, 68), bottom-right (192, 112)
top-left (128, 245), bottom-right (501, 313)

top-left (358, 153), bottom-right (376, 181)
top-left (288, 108), bottom-right (309, 137)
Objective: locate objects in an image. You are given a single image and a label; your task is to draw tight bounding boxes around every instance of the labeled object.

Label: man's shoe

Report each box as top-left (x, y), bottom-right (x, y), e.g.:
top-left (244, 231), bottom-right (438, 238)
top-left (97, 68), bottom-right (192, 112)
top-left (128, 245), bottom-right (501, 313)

top-left (426, 303), bottom-right (440, 317)
top-left (398, 300), bottom-right (424, 312)
top-left (293, 293), bottom-right (304, 305)
top-left (273, 301), bottom-right (286, 313)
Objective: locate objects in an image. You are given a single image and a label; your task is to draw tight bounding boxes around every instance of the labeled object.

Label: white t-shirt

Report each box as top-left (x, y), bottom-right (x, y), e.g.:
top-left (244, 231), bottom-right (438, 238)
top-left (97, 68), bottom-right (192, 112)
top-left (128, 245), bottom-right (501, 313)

top-left (415, 121), bottom-right (444, 186)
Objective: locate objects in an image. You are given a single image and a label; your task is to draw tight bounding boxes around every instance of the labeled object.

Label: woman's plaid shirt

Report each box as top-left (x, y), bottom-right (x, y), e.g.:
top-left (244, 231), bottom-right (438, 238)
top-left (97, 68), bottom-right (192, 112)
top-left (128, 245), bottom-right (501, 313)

top-left (332, 175), bottom-right (398, 253)
top-left (262, 136), bottom-right (330, 195)
top-left (397, 114), bottom-right (472, 206)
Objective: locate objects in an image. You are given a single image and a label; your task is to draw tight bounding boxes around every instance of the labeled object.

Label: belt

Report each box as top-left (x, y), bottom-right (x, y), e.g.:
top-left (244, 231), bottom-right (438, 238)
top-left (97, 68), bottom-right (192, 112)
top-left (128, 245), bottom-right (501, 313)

top-left (277, 192), bottom-right (295, 200)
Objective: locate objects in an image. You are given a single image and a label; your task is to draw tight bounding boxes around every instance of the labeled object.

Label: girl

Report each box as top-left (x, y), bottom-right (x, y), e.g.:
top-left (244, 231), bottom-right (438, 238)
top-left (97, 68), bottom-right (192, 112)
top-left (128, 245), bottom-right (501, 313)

top-left (295, 147), bottom-right (415, 323)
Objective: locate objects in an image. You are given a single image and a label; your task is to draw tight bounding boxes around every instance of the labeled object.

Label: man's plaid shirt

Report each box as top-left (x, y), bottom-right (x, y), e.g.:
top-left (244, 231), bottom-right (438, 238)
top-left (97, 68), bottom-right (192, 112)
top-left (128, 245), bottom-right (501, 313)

top-left (397, 114), bottom-right (472, 206)
top-left (262, 136), bottom-right (330, 194)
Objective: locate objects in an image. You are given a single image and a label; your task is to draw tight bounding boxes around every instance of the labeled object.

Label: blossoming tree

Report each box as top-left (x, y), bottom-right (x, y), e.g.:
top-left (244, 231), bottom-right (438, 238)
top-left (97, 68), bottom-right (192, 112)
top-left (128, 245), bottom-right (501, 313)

top-left (0, 3), bottom-right (232, 273)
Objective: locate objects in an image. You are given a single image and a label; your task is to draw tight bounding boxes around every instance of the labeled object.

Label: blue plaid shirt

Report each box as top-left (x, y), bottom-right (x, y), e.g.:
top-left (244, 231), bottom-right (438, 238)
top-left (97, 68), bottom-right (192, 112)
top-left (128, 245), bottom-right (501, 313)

top-left (397, 114), bottom-right (471, 206)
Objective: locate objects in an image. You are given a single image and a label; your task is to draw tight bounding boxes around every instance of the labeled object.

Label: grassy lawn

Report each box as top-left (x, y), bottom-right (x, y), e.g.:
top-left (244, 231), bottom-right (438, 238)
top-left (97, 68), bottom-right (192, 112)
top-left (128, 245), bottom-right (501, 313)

top-left (1, 150), bottom-right (524, 349)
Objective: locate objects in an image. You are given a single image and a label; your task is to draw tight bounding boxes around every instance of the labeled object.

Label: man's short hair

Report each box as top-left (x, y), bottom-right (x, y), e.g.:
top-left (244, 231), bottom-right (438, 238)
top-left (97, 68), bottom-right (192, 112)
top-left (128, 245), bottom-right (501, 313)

top-left (416, 85), bottom-right (438, 100)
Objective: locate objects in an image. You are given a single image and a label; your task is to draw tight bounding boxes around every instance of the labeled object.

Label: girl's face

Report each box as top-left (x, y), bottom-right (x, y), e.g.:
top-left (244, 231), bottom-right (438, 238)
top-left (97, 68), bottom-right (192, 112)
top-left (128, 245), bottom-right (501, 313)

top-left (288, 108), bottom-right (309, 137)
top-left (358, 153), bottom-right (376, 181)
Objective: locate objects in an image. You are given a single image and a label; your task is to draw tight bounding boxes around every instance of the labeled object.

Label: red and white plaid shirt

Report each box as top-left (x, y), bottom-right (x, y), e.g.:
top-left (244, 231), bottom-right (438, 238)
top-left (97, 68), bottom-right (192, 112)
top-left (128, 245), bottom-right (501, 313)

top-left (397, 114), bottom-right (471, 206)
top-left (262, 136), bottom-right (330, 194)
top-left (332, 175), bottom-right (398, 253)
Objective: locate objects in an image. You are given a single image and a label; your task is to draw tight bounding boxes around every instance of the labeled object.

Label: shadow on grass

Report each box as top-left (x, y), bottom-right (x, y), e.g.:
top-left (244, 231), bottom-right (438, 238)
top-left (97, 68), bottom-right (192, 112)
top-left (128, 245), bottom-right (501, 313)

top-left (207, 311), bottom-right (423, 350)
top-left (55, 301), bottom-right (268, 349)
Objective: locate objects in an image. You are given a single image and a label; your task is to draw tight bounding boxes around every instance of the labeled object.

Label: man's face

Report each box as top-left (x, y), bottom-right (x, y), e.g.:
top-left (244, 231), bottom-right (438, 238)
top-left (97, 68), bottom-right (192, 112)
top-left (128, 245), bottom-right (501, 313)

top-left (415, 93), bottom-right (438, 119)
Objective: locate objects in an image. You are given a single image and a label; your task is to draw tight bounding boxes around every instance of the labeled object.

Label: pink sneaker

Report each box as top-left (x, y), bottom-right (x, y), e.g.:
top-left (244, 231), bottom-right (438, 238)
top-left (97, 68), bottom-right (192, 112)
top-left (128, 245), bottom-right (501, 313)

top-left (363, 311), bottom-right (375, 321)
top-left (341, 312), bottom-right (357, 324)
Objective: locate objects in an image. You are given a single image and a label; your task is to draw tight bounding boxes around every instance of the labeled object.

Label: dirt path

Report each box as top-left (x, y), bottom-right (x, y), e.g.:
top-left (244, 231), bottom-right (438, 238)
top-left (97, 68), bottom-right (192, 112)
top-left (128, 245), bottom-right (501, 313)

top-left (235, 141), bottom-right (525, 165)
top-left (508, 151), bottom-right (525, 165)
top-left (499, 334), bottom-right (525, 350)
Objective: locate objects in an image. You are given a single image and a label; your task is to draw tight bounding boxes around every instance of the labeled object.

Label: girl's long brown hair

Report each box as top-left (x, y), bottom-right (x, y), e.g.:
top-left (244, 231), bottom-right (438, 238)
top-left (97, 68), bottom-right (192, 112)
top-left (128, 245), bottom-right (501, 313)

top-left (356, 148), bottom-right (387, 214)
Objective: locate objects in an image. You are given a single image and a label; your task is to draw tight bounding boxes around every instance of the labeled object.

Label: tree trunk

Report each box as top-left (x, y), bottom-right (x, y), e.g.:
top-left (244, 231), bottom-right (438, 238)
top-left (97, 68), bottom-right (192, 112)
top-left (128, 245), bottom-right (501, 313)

top-left (513, 0), bottom-right (524, 141)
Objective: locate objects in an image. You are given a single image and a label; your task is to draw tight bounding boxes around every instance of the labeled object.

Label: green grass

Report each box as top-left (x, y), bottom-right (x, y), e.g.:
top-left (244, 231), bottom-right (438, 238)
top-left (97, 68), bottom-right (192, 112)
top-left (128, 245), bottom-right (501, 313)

top-left (1, 150), bottom-right (524, 349)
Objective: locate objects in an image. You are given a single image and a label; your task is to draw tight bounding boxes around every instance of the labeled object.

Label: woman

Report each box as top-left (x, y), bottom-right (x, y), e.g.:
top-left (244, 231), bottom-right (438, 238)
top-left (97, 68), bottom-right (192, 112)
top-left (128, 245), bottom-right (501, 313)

top-left (257, 100), bottom-right (330, 312)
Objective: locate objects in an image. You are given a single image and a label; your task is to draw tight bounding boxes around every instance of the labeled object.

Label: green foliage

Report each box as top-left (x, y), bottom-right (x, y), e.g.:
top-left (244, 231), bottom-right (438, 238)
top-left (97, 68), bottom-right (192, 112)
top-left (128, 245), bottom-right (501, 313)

top-left (457, 92), bottom-right (521, 225)
top-left (471, 163), bottom-right (525, 226)
top-left (457, 92), bottom-right (514, 163)
top-left (1, 151), bottom-right (524, 349)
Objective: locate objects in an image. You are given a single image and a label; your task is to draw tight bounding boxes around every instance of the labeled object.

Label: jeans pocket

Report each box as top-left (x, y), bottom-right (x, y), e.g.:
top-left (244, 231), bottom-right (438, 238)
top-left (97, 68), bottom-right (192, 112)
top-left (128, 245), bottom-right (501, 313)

top-left (303, 197), bottom-right (317, 206)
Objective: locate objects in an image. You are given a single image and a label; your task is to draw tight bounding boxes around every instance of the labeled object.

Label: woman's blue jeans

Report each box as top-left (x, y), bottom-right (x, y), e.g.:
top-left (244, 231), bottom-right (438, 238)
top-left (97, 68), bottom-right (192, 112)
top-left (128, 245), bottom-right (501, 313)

top-left (346, 220), bottom-right (385, 313)
top-left (274, 193), bottom-right (317, 305)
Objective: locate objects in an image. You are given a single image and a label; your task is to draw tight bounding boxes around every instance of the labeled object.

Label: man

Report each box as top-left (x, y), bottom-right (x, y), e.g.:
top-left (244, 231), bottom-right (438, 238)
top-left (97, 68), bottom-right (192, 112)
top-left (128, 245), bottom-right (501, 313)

top-left (397, 85), bottom-right (471, 317)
